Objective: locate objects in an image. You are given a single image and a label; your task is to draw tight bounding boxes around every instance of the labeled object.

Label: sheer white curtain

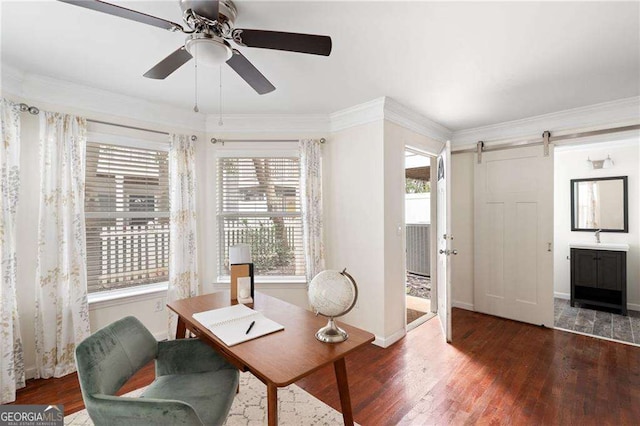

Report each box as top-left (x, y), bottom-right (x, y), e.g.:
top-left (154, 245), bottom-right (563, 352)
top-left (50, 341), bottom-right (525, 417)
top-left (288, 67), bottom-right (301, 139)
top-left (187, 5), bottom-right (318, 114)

top-left (167, 134), bottom-right (199, 338)
top-left (0, 99), bottom-right (25, 403)
top-left (299, 139), bottom-right (325, 282)
top-left (35, 112), bottom-right (91, 378)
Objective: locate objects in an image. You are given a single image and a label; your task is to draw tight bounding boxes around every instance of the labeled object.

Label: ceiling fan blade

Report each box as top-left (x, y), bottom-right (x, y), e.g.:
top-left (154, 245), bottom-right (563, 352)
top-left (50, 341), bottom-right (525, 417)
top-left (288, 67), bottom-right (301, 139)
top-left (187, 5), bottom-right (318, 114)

top-left (226, 50), bottom-right (275, 95)
top-left (143, 47), bottom-right (193, 79)
top-left (232, 29), bottom-right (332, 56)
top-left (57, 0), bottom-right (184, 32)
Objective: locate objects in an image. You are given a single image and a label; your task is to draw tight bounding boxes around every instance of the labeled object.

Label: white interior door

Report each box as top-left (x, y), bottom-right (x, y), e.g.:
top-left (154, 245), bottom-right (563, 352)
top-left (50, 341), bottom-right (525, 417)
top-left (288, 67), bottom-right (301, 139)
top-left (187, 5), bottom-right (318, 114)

top-left (474, 145), bottom-right (554, 327)
top-left (436, 141), bottom-right (452, 342)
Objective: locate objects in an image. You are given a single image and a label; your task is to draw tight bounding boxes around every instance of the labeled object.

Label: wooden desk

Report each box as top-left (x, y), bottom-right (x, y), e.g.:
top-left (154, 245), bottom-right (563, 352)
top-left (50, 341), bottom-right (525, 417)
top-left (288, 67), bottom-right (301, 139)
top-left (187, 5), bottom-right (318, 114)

top-left (167, 292), bottom-right (374, 426)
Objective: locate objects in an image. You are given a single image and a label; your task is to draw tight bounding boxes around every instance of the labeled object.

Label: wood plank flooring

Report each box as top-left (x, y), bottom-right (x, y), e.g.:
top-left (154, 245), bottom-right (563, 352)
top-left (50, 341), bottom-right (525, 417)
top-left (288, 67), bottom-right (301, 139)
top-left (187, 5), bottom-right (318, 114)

top-left (10, 308), bottom-right (640, 425)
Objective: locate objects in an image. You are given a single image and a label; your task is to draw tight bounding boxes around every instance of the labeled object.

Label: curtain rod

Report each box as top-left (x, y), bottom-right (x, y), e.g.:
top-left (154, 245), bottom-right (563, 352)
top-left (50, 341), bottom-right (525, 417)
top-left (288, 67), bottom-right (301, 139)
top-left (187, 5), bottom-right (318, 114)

top-left (87, 119), bottom-right (172, 136)
top-left (16, 103), bottom-right (198, 141)
top-left (452, 124), bottom-right (640, 155)
top-left (211, 137), bottom-right (326, 146)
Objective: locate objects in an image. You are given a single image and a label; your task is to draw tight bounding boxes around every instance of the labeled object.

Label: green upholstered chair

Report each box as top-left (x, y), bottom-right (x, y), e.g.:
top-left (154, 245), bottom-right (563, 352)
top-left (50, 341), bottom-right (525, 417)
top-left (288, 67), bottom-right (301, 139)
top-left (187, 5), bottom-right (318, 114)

top-left (75, 316), bottom-right (239, 426)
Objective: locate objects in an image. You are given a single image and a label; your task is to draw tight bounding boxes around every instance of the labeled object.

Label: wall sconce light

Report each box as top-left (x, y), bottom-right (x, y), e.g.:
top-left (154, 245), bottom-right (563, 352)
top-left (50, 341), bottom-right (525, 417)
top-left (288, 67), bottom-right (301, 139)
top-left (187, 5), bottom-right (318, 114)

top-left (587, 155), bottom-right (614, 170)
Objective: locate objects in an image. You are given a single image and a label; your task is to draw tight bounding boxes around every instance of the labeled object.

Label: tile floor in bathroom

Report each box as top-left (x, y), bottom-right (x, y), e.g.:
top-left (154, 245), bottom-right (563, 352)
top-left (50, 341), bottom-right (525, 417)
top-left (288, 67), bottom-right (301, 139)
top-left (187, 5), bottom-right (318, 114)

top-left (554, 297), bottom-right (640, 345)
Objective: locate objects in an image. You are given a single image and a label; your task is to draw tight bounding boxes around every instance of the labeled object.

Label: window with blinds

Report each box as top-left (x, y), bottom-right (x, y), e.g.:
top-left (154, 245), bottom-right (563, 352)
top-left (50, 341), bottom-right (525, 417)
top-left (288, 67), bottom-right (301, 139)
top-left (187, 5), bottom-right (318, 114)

top-left (217, 156), bottom-right (304, 277)
top-left (85, 142), bottom-right (169, 293)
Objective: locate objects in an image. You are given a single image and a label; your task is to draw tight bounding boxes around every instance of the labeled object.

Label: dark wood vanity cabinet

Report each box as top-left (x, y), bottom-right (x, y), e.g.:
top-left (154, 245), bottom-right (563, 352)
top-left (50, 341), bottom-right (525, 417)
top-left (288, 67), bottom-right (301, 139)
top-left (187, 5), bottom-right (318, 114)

top-left (570, 248), bottom-right (627, 315)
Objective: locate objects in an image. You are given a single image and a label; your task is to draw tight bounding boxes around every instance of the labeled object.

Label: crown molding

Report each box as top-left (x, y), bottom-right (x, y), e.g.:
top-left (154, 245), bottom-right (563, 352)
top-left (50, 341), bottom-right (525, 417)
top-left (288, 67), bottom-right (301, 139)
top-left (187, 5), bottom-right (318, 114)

top-left (451, 96), bottom-right (640, 148)
top-left (1, 65), bottom-right (207, 133)
top-left (329, 96), bottom-right (452, 142)
top-left (1, 65), bottom-right (25, 96)
top-left (383, 97), bottom-right (452, 142)
top-left (1, 66), bottom-right (451, 140)
top-left (329, 97), bottom-right (386, 132)
top-left (206, 113), bottom-right (329, 134)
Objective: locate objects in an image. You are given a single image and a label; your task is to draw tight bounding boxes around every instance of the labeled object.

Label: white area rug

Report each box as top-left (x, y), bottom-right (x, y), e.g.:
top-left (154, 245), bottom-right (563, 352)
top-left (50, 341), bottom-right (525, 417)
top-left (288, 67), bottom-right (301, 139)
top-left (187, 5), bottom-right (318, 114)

top-left (65, 372), bottom-right (353, 425)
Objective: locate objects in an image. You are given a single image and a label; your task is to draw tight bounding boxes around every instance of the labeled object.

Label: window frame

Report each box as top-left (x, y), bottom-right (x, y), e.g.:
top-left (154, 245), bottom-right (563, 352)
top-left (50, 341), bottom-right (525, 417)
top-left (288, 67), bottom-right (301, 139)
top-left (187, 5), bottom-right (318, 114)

top-left (84, 131), bottom-right (171, 297)
top-left (215, 148), bottom-right (305, 282)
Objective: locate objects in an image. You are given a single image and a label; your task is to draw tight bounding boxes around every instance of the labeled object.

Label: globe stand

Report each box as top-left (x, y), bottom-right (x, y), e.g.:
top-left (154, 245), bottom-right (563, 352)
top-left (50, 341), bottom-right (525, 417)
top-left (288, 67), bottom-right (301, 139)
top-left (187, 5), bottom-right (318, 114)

top-left (309, 268), bottom-right (359, 344)
top-left (315, 317), bottom-right (349, 343)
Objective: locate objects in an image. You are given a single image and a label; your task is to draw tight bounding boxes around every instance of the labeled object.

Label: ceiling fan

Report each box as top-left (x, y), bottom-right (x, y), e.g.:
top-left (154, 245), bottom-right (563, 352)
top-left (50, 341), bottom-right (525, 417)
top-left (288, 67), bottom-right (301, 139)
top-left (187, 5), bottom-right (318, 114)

top-left (58, 0), bottom-right (332, 95)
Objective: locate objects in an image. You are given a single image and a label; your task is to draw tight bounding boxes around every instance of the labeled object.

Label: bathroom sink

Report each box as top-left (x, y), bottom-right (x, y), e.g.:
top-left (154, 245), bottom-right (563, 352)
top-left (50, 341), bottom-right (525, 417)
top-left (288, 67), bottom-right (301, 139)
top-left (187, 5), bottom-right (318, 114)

top-left (569, 242), bottom-right (629, 252)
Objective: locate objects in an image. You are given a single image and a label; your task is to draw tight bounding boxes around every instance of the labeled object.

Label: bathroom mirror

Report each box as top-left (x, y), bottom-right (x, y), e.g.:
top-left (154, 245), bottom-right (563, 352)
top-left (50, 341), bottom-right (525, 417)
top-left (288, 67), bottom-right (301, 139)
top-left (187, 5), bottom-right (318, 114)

top-left (571, 176), bottom-right (628, 232)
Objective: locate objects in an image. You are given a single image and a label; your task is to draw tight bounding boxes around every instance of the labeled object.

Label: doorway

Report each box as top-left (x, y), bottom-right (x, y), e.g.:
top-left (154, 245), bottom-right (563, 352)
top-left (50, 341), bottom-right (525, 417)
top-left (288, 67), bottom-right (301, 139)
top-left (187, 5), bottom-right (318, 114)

top-left (553, 139), bottom-right (640, 345)
top-left (405, 149), bottom-right (436, 328)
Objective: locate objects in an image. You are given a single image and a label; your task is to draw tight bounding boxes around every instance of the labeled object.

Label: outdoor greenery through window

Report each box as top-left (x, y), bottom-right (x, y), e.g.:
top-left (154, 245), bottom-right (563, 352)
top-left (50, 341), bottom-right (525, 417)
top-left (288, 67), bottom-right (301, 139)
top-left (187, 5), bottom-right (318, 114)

top-left (217, 156), bottom-right (304, 278)
top-left (85, 142), bottom-right (170, 293)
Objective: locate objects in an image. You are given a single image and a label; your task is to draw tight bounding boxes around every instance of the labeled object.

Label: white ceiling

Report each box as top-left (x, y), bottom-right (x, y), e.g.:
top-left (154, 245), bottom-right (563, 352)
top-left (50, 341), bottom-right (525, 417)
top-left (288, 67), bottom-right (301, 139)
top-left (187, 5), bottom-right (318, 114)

top-left (2, 1), bottom-right (639, 131)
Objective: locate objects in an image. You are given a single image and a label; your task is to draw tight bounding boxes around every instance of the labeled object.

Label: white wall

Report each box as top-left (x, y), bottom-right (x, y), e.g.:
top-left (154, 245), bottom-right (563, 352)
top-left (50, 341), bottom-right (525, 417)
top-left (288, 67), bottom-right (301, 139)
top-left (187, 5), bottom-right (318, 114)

top-left (451, 153), bottom-right (475, 310)
top-left (323, 121), bottom-right (386, 338)
top-left (554, 139), bottom-right (640, 309)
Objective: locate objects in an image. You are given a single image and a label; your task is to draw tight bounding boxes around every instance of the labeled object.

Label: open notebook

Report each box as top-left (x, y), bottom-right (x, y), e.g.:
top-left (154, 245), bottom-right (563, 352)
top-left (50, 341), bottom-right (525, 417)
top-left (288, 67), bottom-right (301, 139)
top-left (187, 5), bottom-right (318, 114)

top-left (192, 304), bottom-right (284, 347)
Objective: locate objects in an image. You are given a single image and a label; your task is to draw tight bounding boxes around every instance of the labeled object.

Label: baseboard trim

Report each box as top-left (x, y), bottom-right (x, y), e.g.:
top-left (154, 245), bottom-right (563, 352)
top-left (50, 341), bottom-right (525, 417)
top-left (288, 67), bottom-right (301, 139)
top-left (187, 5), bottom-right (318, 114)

top-left (373, 328), bottom-right (406, 348)
top-left (555, 292), bottom-right (640, 311)
top-left (628, 303), bottom-right (640, 312)
top-left (153, 330), bottom-right (168, 342)
top-left (25, 366), bottom-right (37, 381)
top-left (452, 300), bottom-right (474, 311)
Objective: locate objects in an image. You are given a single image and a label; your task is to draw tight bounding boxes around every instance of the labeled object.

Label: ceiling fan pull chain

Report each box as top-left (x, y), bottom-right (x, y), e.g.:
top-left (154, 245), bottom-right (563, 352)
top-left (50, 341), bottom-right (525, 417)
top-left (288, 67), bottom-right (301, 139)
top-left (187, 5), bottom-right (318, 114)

top-left (218, 65), bottom-right (224, 126)
top-left (193, 50), bottom-right (199, 113)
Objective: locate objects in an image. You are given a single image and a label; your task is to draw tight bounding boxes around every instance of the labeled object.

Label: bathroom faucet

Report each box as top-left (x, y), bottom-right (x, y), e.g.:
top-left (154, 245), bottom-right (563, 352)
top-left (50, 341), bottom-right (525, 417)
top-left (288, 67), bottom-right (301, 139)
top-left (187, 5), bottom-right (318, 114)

top-left (595, 229), bottom-right (601, 243)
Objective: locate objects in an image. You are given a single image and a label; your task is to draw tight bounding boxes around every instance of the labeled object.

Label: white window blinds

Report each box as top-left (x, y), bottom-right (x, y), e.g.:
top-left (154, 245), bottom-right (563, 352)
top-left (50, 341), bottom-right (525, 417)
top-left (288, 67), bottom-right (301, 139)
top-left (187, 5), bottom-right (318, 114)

top-left (85, 142), bottom-right (169, 293)
top-left (217, 157), bottom-right (305, 277)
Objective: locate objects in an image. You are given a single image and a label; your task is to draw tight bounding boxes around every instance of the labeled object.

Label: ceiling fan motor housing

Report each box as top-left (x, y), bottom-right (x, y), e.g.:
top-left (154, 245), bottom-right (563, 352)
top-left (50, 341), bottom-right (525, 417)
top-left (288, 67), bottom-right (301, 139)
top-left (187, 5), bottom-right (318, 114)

top-left (180, 0), bottom-right (237, 30)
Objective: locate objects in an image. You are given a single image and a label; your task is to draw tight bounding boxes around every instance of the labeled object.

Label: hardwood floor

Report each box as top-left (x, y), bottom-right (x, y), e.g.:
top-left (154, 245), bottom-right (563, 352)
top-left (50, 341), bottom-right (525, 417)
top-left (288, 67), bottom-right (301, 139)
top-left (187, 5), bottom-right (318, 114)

top-left (10, 362), bottom-right (155, 415)
top-left (11, 308), bottom-right (640, 425)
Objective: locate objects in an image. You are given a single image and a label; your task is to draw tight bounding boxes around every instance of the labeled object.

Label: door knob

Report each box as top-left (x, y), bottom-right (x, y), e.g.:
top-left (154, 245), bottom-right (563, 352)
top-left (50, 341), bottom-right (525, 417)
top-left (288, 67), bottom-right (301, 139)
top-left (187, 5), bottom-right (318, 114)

top-left (451, 249), bottom-right (458, 255)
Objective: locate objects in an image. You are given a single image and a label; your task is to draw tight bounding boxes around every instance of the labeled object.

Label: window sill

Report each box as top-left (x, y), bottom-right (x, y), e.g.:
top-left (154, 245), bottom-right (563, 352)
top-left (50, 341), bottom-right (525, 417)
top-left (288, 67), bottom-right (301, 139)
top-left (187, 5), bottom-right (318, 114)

top-left (214, 276), bottom-right (307, 290)
top-left (88, 282), bottom-right (168, 310)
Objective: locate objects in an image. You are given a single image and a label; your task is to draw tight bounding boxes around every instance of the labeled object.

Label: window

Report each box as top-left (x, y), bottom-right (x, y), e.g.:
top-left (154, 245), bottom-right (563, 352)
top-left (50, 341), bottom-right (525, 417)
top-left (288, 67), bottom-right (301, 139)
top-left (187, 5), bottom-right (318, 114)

top-left (85, 142), bottom-right (169, 293)
top-left (217, 156), bottom-right (304, 278)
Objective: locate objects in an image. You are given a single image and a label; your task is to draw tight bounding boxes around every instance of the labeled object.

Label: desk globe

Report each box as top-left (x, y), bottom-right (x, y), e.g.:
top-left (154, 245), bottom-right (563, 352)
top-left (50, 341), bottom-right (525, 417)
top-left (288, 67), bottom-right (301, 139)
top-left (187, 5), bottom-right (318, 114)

top-left (308, 269), bottom-right (358, 343)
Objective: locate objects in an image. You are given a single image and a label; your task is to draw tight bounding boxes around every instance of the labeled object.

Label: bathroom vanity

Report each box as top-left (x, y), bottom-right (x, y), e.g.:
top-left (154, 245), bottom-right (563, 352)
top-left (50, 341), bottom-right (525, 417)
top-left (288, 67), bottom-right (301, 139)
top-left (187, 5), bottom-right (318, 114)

top-left (570, 242), bottom-right (628, 315)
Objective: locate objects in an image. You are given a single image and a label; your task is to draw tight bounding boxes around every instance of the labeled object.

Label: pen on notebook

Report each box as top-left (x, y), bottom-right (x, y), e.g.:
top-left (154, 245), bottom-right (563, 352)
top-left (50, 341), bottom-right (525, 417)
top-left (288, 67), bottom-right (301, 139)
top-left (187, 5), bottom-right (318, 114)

top-left (245, 320), bottom-right (255, 335)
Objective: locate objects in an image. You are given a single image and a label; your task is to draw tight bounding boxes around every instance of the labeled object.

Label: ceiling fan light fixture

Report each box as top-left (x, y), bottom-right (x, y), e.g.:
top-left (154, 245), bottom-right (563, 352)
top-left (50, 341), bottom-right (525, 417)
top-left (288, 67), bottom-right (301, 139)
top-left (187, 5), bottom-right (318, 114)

top-left (185, 34), bottom-right (232, 67)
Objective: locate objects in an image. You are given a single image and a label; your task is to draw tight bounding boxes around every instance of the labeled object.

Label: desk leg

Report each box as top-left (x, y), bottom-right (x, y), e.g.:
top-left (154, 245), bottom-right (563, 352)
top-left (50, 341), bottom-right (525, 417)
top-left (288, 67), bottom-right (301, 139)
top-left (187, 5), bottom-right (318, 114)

top-left (267, 382), bottom-right (278, 426)
top-left (334, 358), bottom-right (354, 426)
top-left (176, 316), bottom-right (187, 339)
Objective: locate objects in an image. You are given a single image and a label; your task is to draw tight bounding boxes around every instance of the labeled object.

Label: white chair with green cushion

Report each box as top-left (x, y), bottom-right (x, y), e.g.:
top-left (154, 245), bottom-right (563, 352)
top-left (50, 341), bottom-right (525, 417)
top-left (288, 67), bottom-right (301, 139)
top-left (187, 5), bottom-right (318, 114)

top-left (75, 316), bottom-right (239, 425)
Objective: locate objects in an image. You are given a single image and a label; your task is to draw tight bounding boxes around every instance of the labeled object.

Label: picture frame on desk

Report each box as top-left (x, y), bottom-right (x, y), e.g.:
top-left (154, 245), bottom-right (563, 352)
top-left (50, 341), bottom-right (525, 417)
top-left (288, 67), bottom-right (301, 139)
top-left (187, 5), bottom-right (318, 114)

top-left (230, 263), bottom-right (254, 304)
